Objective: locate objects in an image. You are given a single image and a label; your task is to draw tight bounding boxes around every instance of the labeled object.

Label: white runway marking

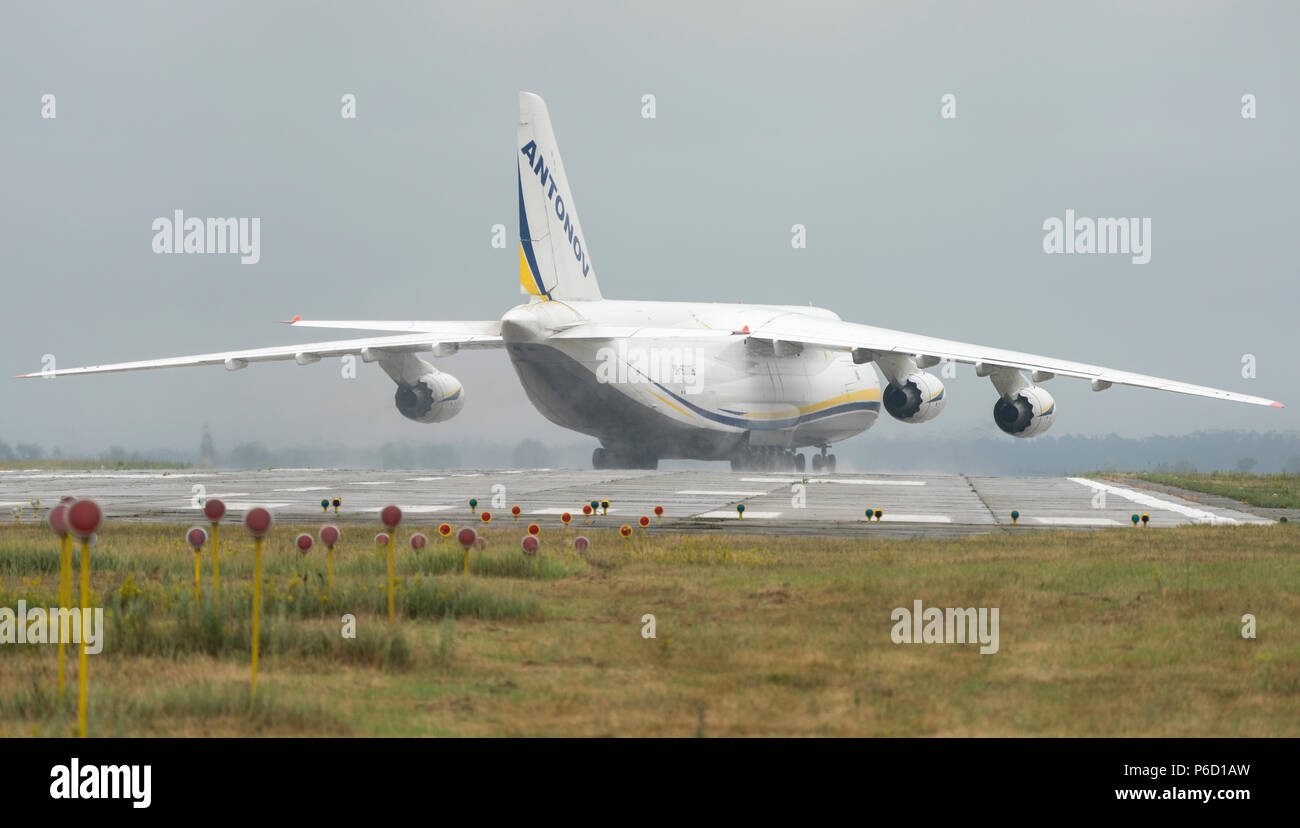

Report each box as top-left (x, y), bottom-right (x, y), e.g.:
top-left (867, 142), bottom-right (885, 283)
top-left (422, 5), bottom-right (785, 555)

top-left (406, 477), bottom-right (445, 482)
top-left (698, 510), bottom-right (783, 519)
top-left (351, 481), bottom-right (389, 486)
top-left (1031, 516), bottom-right (1124, 527)
top-left (675, 490), bottom-right (766, 497)
top-left (275, 486), bottom-right (331, 492)
top-left (529, 507), bottom-right (620, 515)
top-left (1068, 477), bottom-right (1256, 525)
top-left (740, 477), bottom-right (926, 486)
top-left (871, 514), bottom-right (953, 524)
top-left (207, 502), bottom-right (293, 511)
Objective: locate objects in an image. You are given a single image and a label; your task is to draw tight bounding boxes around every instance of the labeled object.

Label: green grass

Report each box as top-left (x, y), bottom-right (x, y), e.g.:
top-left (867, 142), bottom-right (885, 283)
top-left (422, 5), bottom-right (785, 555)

top-left (1095, 471), bottom-right (1300, 510)
top-left (1, 521), bottom-right (1297, 736)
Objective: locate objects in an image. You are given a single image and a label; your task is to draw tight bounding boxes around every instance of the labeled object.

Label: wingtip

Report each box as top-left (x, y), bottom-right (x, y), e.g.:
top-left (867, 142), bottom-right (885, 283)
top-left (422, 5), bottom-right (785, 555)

top-left (1270, 401), bottom-right (1285, 408)
top-left (279, 315), bottom-right (302, 325)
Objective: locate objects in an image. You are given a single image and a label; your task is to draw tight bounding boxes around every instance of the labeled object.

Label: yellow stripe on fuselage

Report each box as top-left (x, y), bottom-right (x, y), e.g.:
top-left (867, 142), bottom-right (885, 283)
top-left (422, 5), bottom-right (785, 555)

top-left (648, 390), bottom-right (694, 419)
top-left (739, 387), bottom-right (881, 420)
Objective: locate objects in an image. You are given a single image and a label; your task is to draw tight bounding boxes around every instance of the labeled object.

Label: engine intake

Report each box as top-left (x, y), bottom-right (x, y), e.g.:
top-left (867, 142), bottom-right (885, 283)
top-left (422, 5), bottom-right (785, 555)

top-left (883, 372), bottom-right (947, 424)
top-left (395, 371), bottom-right (465, 424)
top-left (993, 386), bottom-right (1056, 437)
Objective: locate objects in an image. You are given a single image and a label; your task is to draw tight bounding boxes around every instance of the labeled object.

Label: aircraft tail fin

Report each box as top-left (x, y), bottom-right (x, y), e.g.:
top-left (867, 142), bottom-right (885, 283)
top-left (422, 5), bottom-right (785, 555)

top-left (516, 92), bottom-right (602, 301)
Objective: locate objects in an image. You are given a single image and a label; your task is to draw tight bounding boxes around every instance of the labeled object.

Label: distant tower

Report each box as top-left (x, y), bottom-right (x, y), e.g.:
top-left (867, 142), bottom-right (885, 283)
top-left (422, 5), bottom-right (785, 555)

top-left (200, 423), bottom-right (214, 468)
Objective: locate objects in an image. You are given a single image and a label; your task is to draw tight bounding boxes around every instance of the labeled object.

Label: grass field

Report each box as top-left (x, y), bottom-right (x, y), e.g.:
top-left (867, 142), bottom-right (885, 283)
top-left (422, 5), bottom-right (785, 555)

top-left (1095, 471), bottom-right (1300, 510)
top-left (1, 521), bottom-right (1297, 736)
top-left (0, 459), bottom-right (191, 471)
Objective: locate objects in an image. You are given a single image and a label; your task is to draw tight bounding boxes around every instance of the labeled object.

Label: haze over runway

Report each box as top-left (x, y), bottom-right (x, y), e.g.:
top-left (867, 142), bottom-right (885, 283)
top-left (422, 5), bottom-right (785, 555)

top-left (0, 468), bottom-right (1271, 538)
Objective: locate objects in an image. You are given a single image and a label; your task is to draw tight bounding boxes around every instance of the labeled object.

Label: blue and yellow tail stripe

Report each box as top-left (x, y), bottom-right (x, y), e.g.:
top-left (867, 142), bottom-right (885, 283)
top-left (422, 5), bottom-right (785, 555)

top-left (517, 169), bottom-right (549, 298)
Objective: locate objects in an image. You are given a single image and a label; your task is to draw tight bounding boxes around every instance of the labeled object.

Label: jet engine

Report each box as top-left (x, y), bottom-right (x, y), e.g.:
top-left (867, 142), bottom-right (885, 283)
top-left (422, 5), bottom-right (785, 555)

top-left (394, 370), bottom-right (465, 424)
top-left (993, 385), bottom-right (1056, 437)
top-left (883, 372), bottom-right (947, 424)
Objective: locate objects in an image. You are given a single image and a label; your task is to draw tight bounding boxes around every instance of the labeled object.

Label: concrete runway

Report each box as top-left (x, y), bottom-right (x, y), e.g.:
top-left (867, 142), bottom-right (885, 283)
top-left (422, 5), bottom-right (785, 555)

top-left (0, 468), bottom-right (1275, 538)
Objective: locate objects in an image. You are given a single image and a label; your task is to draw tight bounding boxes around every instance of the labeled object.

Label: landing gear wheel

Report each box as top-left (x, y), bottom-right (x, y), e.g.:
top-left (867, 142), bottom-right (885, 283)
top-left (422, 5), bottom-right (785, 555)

top-left (592, 447), bottom-right (608, 470)
top-left (826, 454), bottom-right (837, 473)
top-left (794, 453), bottom-right (806, 472)
top-left (811, 454), bottom-right (824, 472)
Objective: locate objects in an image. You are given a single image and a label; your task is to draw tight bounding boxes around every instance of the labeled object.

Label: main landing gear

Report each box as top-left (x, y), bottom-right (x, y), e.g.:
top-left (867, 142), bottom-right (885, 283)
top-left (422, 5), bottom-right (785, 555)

top-left (729, 447), bottom-right (814, 473)
top-left (809, 445), bottom-right (837, 474)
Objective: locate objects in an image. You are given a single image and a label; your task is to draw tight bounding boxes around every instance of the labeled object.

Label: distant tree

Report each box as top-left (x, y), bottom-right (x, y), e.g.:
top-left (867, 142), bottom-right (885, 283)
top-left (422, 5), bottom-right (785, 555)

top-left (1171, 460), bottom-right (1197, 475)
top-left (228, 442), bottom-right (272, 468)
top-left (1285, 456), bottom-right (1300, 475)
top-left (0, 439), bottom-right (13, 460)
top-left (15, 442), bottom-right (44, 460)
top-left (512, 439), bottom-right (552, 469)
top-left (416, 443), bottom-right (461, 468)
top-left (1236, 457), bottom-right (1258, 474)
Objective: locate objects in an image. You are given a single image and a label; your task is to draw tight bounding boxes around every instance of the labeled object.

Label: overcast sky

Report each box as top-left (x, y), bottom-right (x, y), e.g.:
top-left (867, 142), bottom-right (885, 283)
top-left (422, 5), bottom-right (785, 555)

top-left (2, 1), bottom-right (1296, 458)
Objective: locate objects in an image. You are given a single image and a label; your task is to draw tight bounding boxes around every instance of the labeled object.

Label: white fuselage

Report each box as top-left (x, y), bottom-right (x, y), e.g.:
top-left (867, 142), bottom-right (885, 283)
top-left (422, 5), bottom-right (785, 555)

top-left (499, 299), bottom-right (881, 462)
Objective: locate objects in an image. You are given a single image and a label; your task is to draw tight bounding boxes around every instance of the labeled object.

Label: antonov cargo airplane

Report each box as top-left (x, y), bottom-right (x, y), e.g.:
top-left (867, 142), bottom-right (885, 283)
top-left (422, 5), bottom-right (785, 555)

top-left (18, 92), bottom-right (1283, 472)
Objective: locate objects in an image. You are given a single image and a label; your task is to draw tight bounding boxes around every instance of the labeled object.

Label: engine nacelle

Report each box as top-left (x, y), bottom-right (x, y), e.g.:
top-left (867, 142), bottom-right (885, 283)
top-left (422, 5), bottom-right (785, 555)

top-left (993, 385), bottom-right (1056, 438)
top-left (883, 372), bottom-right (947, 424)
top-left (394, 371), bottom-right (465, 424)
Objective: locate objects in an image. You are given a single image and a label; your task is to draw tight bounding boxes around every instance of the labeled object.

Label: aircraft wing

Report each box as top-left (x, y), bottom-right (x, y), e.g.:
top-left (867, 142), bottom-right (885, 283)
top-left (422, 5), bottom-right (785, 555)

top-left (745, 314), bottom-right (1283, 408)
top-left (281, 317), bottom-right (503, 338)
top-left (14, 326), bottom-right (504, 378)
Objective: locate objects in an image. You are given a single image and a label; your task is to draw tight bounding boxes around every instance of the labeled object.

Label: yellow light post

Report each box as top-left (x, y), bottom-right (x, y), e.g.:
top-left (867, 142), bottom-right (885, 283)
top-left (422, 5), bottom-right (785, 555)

top-left (243, 507), bottom-right (273, 697)
top-left (65, 499), bottom-right (103, 738)
top-left (186, 527), bottom-right (208, 601)
top-left (380, 506), bottom-right (403, 626)
top-left (203, 499), bottom-right (226, 601)
top-left (320, 525), bottom-right (340, 595)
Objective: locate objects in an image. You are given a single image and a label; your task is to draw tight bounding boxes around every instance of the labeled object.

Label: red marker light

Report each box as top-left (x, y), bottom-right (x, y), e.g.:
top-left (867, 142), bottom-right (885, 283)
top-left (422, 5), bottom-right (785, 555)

top-left (203, 498), bottom-right (226, 522)
top-left (521, 535), bottom-right (539, 555)
top-left (639, 516), bottom-right (650, 528)
top-left (573, 536), bottom-right (589, 553)
top-left (186, 527), bottom-right (208, 549)
top-left (527, 523), bottom-right (540, 536)
top-left (409, 533), bottom-right (427, 551)
top-left (296, 533), bottom-right (313, 553)
top-left (67, 499), bottom-right (103, 539)
top-left (511, 505), bottom-right (521, 516)
top-left (380, 505), bottom-right (402, 530)
top-left (320, 525), bottom-right (340, 546)
top-left (457, 527), bottom-right (477, 549)
top-left (438, 523), bottom-right (452, 537)
top-left (620, 525), bottom-right (632, 538)
top-left (654, 505), bottom-right (664, 516)
top-left (561, 512), bottom-right (572, 525)
top-left (244, 507), bottom-right (272, 538)
top-left (582, 505), bottom-right (592, 515)
top-left (48, 503), bottom-right (69, 537)
top-left (375, 532), bottom-right (390, 546)
top-left (480, 511), bottom-right (492, 524)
